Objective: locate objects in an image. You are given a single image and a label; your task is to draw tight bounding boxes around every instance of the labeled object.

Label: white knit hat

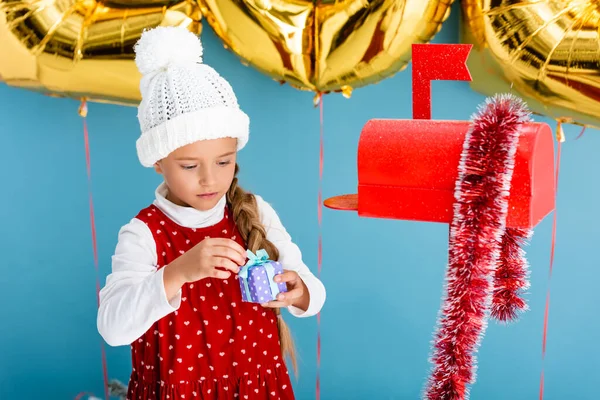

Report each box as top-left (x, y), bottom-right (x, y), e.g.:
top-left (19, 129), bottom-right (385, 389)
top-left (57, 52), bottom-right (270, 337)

top-left (134, 26), bottom-right (249, 167)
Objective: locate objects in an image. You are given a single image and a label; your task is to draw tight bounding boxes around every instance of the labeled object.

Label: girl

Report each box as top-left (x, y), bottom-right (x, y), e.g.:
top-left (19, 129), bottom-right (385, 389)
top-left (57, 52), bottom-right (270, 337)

top-left (97, 26), bottom-right (326, 400)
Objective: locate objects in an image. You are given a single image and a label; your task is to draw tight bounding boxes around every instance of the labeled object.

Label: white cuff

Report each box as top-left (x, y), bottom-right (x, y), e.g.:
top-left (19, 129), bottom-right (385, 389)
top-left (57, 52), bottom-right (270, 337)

top-left (156, 267), bottom-right (182, 311)
top-left (287, 275), bottom-right (326, 318)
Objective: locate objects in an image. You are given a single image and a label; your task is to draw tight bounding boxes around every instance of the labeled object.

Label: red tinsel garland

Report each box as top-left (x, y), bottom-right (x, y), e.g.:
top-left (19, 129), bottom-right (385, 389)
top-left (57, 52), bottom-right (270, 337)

top-left (424, 94), bottom-right (531, 400)
top-left (491, 228), bottom-right (532, 322)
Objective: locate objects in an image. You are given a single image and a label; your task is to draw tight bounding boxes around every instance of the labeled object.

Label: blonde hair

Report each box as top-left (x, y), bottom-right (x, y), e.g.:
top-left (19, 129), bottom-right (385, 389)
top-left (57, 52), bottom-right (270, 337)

top-left (226, 164), bottom-right (298, 374)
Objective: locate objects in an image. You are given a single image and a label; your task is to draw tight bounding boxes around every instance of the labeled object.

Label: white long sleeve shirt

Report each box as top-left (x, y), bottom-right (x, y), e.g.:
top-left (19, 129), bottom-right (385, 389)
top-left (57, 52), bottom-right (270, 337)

top-left (97, 183), bottom-right (326, 347)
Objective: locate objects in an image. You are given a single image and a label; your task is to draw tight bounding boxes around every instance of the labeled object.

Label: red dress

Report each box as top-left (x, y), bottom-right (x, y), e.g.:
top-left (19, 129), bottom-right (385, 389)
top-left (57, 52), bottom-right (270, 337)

top-left (127, 205), bottom-right (295, 400)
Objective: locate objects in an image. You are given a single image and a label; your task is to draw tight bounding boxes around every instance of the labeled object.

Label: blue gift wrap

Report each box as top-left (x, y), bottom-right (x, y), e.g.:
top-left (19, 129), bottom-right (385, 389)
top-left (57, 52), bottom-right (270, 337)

top-left (238, 249), bottom-right (287, 303)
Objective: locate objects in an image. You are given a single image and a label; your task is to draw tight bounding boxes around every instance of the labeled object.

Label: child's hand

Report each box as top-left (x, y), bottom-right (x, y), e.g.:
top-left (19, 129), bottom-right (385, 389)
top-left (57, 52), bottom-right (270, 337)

top-left (261, 270), bottom-right (309, 311)
top-left (172, 238), bottom-right (247, 283)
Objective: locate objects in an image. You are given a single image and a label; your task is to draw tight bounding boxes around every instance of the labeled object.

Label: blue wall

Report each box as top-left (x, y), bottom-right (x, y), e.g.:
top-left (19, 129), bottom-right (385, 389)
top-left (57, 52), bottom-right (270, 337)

top-left (1, 4), bottom-right (599, 399)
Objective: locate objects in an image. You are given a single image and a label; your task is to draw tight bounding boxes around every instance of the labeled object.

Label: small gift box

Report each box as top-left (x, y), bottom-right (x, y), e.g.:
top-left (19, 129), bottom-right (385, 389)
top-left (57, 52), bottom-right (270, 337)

top-left (238, 249), bottom-right (287, 303)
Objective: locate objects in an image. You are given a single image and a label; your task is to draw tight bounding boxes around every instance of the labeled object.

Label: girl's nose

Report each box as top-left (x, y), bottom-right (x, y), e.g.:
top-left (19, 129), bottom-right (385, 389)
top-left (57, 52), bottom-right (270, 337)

top-left (198, 168), bottom-right (216, 186)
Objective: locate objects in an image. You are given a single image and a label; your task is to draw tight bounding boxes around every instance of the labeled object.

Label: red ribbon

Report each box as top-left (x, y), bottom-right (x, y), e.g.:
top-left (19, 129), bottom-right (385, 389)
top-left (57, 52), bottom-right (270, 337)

top-left (538, 138), bottom-right (562, 400)
top-left (315, 93), bottom-right (324, 400)
top-left (74, 392), bottom-right (95, 400)
top-left (78, 100), bottom-right (110, 400)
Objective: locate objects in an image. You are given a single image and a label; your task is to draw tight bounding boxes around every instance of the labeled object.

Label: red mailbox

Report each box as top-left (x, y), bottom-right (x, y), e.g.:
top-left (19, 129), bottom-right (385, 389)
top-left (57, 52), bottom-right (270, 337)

top-left (324, 119), bottom-right (555, 229)
top-left (321, 45), bottom-right (558, 399)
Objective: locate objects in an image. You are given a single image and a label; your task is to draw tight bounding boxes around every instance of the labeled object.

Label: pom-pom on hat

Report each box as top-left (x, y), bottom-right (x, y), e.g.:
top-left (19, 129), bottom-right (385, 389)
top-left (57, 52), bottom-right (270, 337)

top-left (134, 26), bottom-right (249, 167)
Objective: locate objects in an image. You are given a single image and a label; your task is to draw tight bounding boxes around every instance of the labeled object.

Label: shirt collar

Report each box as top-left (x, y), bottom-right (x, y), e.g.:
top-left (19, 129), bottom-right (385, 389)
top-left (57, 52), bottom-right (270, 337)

top-left (152, 182), bottom-right (226, 228)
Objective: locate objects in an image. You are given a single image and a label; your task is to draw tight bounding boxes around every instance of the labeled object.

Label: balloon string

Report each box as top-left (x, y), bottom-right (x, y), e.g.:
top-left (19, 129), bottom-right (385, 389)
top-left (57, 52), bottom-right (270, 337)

top-left (539, 135), bottom-right (562, 400)
top-left (575, 125), bottom-right (586, 140)
top-left (316, 93), bottom-right (324, 400)
top-left (78, 99), bottom-right (110, 400)
top-left (74, 393), bottom-right (94, 400)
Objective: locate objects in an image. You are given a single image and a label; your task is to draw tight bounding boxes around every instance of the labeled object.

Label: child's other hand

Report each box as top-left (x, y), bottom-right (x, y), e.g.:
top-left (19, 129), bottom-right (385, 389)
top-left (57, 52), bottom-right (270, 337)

top-left (173, 238), bottom-right (246, 283)
top-left (261, 270), bottom-right (309, 311)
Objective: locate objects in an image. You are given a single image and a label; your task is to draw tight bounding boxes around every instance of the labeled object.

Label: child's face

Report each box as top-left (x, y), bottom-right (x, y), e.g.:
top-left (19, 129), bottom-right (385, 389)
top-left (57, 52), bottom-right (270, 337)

top-left (155, 137), bottom-right (238, 211)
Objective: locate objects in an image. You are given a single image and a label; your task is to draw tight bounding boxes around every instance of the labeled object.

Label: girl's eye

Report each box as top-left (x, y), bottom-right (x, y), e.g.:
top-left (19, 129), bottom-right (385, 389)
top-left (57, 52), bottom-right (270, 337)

top-left (218, 160), bottom-right (231, 166)
top-left (181, 165), bottom-right (197, 170)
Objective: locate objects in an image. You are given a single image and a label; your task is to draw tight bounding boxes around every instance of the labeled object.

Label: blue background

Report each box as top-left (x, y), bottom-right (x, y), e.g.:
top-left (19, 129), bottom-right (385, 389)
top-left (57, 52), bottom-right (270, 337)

top-left (1, 3), bottom-right (598, 399)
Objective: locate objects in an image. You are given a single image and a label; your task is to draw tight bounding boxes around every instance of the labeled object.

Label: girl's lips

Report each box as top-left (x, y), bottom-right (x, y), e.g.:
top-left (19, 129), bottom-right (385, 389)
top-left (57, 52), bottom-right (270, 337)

top-left (197, 192), bottom-right (217, 198)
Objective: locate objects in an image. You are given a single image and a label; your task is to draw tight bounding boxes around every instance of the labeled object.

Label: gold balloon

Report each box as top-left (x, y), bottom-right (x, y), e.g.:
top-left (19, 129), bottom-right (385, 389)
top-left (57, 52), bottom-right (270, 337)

top-left (461, 0), bottom-right (600, 129)
top-left (198, 0), bottom-right (454, 94)
top-left (0, 0), bottom-right (201, 105)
